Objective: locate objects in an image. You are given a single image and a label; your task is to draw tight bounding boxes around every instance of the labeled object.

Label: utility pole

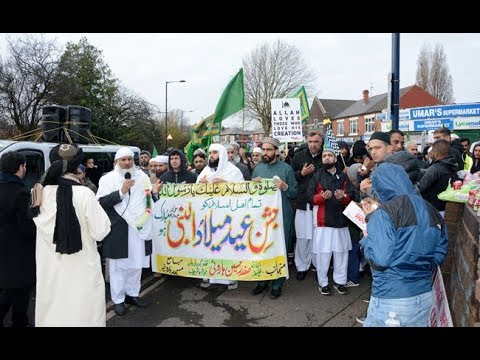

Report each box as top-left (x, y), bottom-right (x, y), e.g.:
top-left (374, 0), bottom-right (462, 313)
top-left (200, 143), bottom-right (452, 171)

top-left (391, 33), bottom-right (400, 130)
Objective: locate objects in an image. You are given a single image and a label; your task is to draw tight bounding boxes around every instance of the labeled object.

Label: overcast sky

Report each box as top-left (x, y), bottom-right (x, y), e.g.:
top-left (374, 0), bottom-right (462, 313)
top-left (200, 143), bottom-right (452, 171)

top-left (1, 33), bottom-right (479, 129)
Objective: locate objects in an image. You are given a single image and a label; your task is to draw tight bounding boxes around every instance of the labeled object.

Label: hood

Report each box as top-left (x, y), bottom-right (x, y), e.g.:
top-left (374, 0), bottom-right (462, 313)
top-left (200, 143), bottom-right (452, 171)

top-left (167, 149), bottom-right (188, 172)
top-left (433, 155), bottom-right (458, 172)
top-left (371, 162), bottom-right (416, 203)
top-left (384, 150), bottom-right (420, 184)
top-left (450, 139), bottom-right (464, 154)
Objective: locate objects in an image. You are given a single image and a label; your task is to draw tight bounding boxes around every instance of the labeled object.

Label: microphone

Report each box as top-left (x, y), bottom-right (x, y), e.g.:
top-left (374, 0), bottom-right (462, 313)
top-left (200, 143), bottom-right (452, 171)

top-left (125, 172), bottom-right (131, 195)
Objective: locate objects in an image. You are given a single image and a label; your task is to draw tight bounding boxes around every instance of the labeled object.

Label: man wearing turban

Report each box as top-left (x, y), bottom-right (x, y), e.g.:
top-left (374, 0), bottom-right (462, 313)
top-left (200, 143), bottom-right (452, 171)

top-left (96, 147), bottom-right (161, 316)
top-left (34, 144), bottom-right (111, 326)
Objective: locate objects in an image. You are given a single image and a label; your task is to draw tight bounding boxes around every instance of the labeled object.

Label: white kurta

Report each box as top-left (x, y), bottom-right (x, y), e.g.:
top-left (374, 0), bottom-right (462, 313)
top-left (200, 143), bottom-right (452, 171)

top-left (34, 185), bottom-right (111, 327)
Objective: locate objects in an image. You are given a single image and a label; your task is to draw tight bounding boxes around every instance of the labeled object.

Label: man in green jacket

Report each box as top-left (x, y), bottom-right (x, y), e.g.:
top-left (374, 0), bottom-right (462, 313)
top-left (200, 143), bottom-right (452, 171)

top-left (251, 137), bottom-right (298, 299)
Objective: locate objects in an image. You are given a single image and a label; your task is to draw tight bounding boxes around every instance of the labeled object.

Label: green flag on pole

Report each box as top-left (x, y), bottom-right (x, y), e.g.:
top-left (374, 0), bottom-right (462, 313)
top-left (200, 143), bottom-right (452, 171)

top-left (152, 145), bottom-right (158, 157)
top-left (291, 86), bottom-right (311, 122)
top-left (213, 68), bottom-right (244, 124)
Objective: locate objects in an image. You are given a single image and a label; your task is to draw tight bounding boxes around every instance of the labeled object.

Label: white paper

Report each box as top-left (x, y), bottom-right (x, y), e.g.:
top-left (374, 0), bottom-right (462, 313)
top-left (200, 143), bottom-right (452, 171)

top-left (342, 201), bottom-right (367, 231)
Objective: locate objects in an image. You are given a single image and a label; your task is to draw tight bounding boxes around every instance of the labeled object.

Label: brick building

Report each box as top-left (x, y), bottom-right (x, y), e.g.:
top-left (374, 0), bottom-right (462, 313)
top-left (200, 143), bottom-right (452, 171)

top-left (331, 85), bottom-right (442, 141)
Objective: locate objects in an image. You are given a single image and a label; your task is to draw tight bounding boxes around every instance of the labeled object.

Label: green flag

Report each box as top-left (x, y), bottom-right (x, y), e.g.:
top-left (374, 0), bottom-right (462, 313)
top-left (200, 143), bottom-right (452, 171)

top-left (213, 68), bottom-right (244, 124)
top-left (291, 86), bottom-right (310, 122)
top-left (152, 145), bottom-right (158, 157)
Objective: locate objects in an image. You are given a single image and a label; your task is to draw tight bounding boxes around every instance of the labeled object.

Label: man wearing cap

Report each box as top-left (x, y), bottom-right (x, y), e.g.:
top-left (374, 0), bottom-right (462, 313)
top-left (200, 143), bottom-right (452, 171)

top-left (154, 155), bottom-right (169, 178)
top-left (359, 131), bottom-right (394, 198)
top-left (251, 147), bottom-right (262, 168)
top-left (250, 137), bottom-right (298, 299)
top-left (197, 143), bottom-right (244, 290)
top-left (361, 131), bottom-right (421, 198)
top-left (34, 144), bottom-right (111, 326)
top-left (77, 164), bottom-right (98, 193)
top-left (96, 147), bottom-right (162, 316)
top-left (306, 147), bottom-right (357, 296)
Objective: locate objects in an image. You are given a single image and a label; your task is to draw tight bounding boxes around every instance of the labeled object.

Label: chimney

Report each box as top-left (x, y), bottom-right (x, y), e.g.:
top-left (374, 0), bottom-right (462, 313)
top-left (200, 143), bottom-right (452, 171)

top-left (362, 89), bottom-right (369, 103)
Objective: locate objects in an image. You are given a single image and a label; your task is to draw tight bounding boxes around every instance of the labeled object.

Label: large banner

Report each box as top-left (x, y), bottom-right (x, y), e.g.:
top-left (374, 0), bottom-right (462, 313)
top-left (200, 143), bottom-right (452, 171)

top-left (151, 180), bottom-right (288, 281)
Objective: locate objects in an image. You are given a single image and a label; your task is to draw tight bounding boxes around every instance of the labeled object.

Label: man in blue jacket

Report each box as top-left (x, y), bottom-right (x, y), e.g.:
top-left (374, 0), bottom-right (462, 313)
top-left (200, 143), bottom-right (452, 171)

top-left (360, 162), bottom-right (448, 327)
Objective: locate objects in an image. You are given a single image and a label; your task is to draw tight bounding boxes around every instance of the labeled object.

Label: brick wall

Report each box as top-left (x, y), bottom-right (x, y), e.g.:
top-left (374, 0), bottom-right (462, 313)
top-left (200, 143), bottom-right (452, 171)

top-left (445, 203), bottom-right (480, 327)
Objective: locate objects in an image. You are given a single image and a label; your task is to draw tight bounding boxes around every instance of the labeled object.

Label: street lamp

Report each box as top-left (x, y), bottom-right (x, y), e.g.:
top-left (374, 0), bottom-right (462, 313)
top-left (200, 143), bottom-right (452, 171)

top-left (165, 80), bottom-right (186, 151)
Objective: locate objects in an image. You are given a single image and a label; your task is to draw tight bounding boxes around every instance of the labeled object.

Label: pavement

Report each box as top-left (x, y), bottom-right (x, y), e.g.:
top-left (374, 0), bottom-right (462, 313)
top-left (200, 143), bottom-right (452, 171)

top-left (106, 267), bottom-right (372, 327)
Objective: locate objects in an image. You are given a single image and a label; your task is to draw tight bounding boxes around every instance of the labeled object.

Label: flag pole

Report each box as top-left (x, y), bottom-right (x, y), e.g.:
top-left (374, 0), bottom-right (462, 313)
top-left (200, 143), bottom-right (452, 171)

top-left (241, 108), bottom-right (245, 149)
top-left (331, 124), bottom-right (346, 168)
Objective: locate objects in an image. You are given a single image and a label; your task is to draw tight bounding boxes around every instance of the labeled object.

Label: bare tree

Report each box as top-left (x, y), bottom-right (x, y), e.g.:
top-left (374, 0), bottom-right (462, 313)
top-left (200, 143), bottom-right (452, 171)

top-left (243, 40), bottom-right (316, 134)
top-left (0, 35), bottom-right (61, 135)
top-left (415, 43), bottom-right (454, 104)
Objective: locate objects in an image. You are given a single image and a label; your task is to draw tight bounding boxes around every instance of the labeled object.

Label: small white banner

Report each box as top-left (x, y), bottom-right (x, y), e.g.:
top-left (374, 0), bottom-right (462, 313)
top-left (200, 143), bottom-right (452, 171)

top-left (271, 98), bottom-right (303, 142)
top-left (342, 201), bottom-right (367, 231)
top-left (429, 266), bottom-right (453, 327)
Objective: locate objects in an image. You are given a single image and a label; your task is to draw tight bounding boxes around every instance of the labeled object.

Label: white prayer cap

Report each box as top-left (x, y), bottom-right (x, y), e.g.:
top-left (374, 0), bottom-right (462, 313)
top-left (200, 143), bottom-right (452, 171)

top-left (149, 158), bottom-right (158, 164)
top-left (114, 147), bottom-right (134, 161)
top-left (224, 144), bottom-right (234, 151)
top-left (209, 143), bottom-right (225, 152)
top-left (156, 155), bottom-right (169, 164)
top-left (252, 147), bottom-right (262, 154)
top-left (450, 133), bottom-right (459, 140)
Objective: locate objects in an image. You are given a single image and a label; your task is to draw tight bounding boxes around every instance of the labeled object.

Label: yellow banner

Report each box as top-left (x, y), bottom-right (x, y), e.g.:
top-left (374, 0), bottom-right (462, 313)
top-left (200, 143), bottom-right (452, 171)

top-left (152, 180), bottom-right (288, 281)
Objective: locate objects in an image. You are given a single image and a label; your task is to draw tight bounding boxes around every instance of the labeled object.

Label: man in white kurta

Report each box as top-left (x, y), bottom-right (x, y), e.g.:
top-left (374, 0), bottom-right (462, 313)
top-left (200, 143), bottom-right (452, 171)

top-left (34, 144), bottom-right (111, 327)
top-left (96, 147), bottom-right (161, 316)
top-left (196, 143), bottom-right (244, 289)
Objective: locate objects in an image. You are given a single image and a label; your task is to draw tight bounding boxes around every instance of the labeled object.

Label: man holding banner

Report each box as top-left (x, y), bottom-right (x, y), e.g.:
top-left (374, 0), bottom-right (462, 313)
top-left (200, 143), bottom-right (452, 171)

top-left (197, 143), bottom-right (244, 290)
top-left (251, 137), bottom-right (298, 299)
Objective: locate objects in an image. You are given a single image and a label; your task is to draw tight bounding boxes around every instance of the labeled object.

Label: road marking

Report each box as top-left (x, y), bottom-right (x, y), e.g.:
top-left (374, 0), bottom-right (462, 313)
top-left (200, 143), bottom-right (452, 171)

top-left (106, 275), bottom-right (166, 321)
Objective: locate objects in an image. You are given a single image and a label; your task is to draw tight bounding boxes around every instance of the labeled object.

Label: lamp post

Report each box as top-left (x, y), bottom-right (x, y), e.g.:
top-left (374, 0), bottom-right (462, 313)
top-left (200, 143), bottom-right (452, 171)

top-left (165, 80), bottom-right (186, 151)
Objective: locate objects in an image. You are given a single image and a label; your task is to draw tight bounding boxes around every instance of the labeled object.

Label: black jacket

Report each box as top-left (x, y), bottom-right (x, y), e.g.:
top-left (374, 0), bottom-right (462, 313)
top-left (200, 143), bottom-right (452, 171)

top-left (160, 149), bottom-right (197, 184)
top-left (415, 156), bottom-right (457, 211)
top-left (290, 148), bottom-right (323, 210)
top-left (306, 168), bottom-right (358, 228)
top-left (0, 172), bottom-right (36, 288)
top-left (384, 150), bottom-right (421, 184)
top-left (98, 190), bottom-right (152, 259)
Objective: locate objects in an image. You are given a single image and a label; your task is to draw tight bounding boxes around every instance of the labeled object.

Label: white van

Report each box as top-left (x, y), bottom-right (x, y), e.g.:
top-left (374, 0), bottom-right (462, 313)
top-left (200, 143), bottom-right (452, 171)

top-left (0, 140), bottom-right (140, 190)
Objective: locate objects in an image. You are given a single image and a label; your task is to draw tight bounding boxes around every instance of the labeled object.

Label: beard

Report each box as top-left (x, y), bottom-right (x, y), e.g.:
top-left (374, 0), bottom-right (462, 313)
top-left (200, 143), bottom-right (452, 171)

top-left (140, 159), bottom-right (149, 167)
top-left (322, 162), bottom-right (336, 170)
top-left (262, 154), bottom-right (275, 163)
top-left (115, 164), bottom-right (136, 177)
top-left (209, 158), bottom-right (219, 168)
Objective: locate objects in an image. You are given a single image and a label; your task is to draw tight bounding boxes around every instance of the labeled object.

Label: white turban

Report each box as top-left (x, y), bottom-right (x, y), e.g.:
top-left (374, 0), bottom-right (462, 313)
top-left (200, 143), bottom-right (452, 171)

top-left (252, 147), bottom-right (262, 154)
top-left (114, 147), bottom-right (134, 161)
top-left (148, 158), bottom-right (158, 164)
top-left (156, 155), bottom-right (169, 164)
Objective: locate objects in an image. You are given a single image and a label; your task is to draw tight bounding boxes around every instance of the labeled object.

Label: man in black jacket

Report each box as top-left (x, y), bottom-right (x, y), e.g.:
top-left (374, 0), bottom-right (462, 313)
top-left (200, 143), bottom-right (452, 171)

top-left (0, 151), bottom-right (36, 327)
top-left (290, 131), bottom-right (323, 281)
top-left (96, 147), bottom-right (162, 316)
top-left (306, 148), bottom-right (358, 295)
top-left (159, 149), bottom-right (197, 184)
top-left (415, 139), bottom-right (456, 218)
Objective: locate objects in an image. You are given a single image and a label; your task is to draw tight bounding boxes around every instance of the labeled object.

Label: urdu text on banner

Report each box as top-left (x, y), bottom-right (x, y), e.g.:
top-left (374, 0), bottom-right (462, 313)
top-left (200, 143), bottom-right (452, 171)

top-left (151, 180), bottom-right (288, 281)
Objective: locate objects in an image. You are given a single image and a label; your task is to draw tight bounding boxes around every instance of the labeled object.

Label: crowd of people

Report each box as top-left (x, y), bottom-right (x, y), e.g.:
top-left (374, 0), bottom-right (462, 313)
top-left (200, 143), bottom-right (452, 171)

top-left (1, 126), bottom-right (477, 327)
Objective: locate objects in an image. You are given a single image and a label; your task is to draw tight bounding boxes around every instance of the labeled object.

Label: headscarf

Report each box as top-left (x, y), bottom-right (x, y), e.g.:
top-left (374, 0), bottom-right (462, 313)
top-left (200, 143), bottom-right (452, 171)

top-left (196, 143), bottom-right (244, 182)
top-left (44, 144), bottom-right (84, 255)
